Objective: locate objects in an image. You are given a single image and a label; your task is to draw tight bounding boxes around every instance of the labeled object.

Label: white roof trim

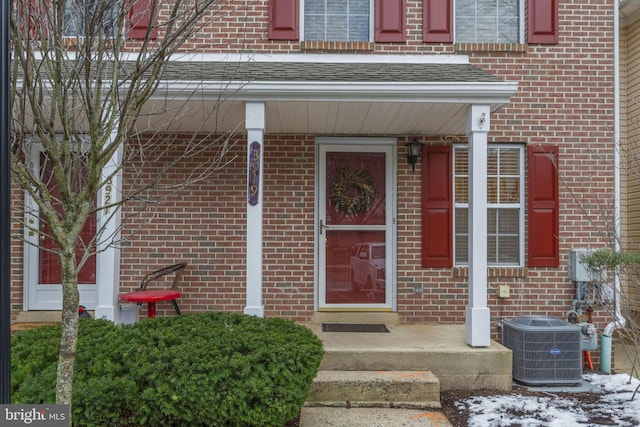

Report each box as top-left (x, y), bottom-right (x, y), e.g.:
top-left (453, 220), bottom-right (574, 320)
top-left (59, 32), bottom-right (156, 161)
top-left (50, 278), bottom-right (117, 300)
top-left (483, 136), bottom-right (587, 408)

top-left (156, 80), bottom-right (518, 104)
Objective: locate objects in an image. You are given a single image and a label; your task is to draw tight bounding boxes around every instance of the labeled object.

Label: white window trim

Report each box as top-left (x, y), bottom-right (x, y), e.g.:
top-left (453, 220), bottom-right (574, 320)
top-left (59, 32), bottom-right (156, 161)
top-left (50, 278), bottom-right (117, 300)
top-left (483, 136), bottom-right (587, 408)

top-left (300, 0), bottom-right (375, 42)
top-left (453, 144), bottom-right (525, 267)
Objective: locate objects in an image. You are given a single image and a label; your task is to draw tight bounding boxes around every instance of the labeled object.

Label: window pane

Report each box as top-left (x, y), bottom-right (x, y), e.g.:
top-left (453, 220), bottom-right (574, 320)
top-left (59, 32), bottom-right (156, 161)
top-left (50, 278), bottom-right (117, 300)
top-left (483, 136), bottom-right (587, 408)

top-left (455, 177), bottom-right (468, 203)
top-left (349, 16), bottom-right (370, 41)
top-left (501, 149), bottom-right (520, 174)
top-left (454, 147), bottom-right (468, 203)
top-left (488, 208), bottom-right (521, 265)
top-left (328, 0), bottom-right (347, 13)
top-left (497, 209), bottom-right (519, 233)
top-left (456, 18), bottom-right (476, 43)
top-left (498, 18), bottom-right (519, 43)
top-left (499, 0), bottom-right (518, 16)
top-left (349, 0), bottom-right (370, 13)
top-left (456, 0), bottom-right (475, 16)
top-left (305, 15), bottom-right (326, 40)
top-left (305, 0), bottom-right (325, 14)
top-left (499, 177), bottom-right (520, 203)
top-left (455, 208), bottom-right (469, 264)
top-left (477, 18), bottom-right (497, 43)
top-left (497, 236), bottom-right (519, 263)
top-left (327, 16), bottom-right (348, 40)
top-left (477, 0), bottom-right (495, 14)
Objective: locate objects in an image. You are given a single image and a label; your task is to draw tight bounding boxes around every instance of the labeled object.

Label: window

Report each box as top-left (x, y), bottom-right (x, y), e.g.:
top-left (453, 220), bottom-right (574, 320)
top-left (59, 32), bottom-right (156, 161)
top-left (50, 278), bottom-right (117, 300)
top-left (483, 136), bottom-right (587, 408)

top-left (423, 0), bottom-right (557, 45)
top-left (303, 0), bottom-right (371, 42)
top-left (455, 0), bottom-right (521, 43)
top-left (270, 0), bottom-right (405, 42)
top-left (453, 145), bottom-right (524, 266)
top-left (63, 0), bottom-right (118, 37)
top-left (422, 144), bottom-right (559, 268)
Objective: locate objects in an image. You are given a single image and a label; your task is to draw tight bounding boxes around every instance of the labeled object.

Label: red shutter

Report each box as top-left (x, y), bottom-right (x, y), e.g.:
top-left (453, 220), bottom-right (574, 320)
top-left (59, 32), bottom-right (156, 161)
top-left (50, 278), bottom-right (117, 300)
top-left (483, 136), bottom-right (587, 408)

top-left (18, 0), bottom-right (48, 39)
top-left (423, 0), bottom-right (453, 43)
top-left (375, 0), bottom-right (406, 43)
top-left (527, 145), bottom-right (559, 267)
top-left (528, 0), bottom-right (558, 44)
top-left (128, 0), bottom-right (157, 40)
top-left (422, 145), bottom-right (453, 267)
top-left (268, 0), bottom-right (299, 40)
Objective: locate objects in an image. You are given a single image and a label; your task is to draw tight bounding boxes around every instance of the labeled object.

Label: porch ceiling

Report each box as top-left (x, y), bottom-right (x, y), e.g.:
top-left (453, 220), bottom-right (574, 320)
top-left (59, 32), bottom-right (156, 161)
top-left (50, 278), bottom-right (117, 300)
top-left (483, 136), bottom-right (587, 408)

top-left (143, 54), bottom-right (519, 136)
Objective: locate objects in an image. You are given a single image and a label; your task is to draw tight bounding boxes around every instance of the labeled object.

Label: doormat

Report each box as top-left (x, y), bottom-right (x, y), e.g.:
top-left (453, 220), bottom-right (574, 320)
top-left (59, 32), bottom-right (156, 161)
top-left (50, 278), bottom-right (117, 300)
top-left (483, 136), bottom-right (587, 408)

top-left (322, 323), bottom-right (389, 333)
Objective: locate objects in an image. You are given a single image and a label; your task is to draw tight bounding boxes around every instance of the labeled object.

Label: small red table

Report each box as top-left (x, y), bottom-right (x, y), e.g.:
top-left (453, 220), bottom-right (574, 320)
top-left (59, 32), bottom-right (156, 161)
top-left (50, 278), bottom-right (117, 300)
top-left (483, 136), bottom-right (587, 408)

top-left (120, 289), bottom-right (181, 318)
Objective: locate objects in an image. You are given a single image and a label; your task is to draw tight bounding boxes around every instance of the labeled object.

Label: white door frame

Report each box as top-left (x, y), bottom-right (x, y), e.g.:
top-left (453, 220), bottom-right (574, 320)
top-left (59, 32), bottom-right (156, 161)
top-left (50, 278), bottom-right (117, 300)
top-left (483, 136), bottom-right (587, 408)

top-left (315, 137), bottom-right (397, 311)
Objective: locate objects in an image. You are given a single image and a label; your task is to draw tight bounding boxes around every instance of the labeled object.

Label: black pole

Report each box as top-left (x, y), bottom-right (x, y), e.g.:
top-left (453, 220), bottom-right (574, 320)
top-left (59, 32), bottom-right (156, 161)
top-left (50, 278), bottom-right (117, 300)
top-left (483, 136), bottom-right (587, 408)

top-left (0, 0), bottom-right (11, 405)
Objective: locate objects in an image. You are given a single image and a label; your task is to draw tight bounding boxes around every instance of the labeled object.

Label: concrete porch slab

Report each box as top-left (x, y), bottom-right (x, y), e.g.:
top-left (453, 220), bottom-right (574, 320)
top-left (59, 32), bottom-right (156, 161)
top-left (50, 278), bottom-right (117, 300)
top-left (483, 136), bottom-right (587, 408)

top-left (305, 323), bottom-right (513, 391)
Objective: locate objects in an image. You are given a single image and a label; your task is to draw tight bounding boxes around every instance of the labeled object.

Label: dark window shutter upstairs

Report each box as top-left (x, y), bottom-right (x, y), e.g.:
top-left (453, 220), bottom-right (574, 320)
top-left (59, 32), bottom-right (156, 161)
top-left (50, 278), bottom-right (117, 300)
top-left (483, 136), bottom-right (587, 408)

top-left (527, 145), bottom-right (559, 267)
top-left (422, 145), bottom-right (453, 267)
top-left (375, 0), bottom-right (406, 43)
top-left (423, 0), bottom-right (453, 43)
top-left (129, 0), bottom-right (157, 39)
top-left (268, 0), bottom-right (299, 40)
top-left (528, 0), bottom-right (558, 44)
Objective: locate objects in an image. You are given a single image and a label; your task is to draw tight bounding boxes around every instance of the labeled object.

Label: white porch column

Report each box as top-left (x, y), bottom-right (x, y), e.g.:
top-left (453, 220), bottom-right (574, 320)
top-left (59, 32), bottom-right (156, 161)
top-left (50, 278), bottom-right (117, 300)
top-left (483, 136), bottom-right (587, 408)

top-left (244, 102), bottom-right (265, 317)
top-left (465, 104), bottom-right (491, 347)
top-left (94, 133), bottom-right (124, 322)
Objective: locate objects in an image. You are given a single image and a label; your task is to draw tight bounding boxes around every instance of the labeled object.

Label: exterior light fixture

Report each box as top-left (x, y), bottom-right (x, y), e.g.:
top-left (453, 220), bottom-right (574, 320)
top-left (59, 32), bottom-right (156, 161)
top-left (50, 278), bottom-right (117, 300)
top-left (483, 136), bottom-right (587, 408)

top-left (406, 139), bottom-right (423, 172)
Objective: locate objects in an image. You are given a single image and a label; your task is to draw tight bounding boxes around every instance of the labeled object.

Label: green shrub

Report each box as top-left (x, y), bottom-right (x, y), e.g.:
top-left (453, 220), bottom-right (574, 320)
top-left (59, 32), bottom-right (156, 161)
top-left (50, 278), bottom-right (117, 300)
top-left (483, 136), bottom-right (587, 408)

top-left (12, 312), bottom-right (324, 427)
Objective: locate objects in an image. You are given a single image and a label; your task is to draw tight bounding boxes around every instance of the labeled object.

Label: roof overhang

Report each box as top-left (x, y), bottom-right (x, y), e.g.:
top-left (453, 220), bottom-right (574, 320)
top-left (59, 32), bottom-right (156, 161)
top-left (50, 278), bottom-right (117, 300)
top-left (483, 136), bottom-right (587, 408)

top-left (143, 54), bottom-right (519, 136)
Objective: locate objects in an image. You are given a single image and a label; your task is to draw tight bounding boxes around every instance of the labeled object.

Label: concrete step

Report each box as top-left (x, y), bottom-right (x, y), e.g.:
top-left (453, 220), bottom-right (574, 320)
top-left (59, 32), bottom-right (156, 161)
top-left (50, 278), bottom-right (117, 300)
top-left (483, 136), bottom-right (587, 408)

top-left (299, 407), bottom-right (453, 427)
top-left (306, 370), bottom-right (441, 409)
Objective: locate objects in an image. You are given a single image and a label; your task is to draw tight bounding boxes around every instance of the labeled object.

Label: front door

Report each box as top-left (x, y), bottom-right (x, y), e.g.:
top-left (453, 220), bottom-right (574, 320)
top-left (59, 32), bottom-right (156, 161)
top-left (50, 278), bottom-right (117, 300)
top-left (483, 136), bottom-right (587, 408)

top-left (24, 150), bottom-right (97, 310)
top-left (317, 138), bottom-right (396, 310)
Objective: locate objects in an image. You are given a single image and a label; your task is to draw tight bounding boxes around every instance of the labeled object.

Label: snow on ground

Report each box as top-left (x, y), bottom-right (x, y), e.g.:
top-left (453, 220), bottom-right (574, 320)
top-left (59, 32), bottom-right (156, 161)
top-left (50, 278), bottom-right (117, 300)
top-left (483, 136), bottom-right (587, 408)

top-left (456, 374), bottom-right (640, 427)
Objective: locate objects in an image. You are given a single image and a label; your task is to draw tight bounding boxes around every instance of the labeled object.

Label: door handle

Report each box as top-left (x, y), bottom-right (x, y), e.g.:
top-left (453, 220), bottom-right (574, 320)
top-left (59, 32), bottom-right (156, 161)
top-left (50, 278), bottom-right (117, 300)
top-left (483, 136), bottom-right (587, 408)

top-left (319, 219), bottom-right (330, 235)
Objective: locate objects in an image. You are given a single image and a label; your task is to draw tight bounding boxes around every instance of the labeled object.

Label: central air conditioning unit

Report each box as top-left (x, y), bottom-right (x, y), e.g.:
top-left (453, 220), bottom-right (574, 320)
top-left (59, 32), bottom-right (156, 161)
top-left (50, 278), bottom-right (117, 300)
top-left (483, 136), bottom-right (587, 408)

top-left (501, 315), bottom-right (583, 385)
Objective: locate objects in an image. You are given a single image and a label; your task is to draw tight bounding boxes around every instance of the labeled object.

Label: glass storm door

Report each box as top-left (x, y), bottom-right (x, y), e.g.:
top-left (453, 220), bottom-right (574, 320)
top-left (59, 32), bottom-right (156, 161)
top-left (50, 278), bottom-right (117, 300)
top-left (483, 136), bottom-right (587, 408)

top-left (318, 140), bottom-right (395, 309)
top-left (24, 151), bottom-right (97, 310)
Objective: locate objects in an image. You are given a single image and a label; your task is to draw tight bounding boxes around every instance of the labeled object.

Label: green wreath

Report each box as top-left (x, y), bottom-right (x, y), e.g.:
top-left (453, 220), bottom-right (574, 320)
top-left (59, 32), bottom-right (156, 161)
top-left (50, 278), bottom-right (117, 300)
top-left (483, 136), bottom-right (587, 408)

top-left (330, 168), bottom-right (377, 215)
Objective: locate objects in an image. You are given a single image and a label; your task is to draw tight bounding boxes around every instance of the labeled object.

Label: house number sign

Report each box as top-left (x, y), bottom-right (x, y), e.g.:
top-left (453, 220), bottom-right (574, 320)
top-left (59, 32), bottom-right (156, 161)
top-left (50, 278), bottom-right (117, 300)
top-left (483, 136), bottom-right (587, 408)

top-left (248, 141), bottom-right (261, 205)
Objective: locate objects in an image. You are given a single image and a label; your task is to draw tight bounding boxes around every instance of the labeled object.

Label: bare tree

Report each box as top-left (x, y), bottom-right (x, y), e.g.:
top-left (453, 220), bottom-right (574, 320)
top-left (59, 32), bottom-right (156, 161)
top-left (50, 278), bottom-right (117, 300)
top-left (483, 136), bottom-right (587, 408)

top-left (10, 0), bottom-right (240, 414)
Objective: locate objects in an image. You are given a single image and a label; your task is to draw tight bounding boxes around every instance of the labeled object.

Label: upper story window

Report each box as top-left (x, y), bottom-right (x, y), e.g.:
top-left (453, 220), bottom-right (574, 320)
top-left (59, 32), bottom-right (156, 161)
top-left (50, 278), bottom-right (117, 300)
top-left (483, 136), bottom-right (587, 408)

top-left (63, 0), bottom-right (118, 37)
top-left (455, 0), bottom-right (521, 43)
top-left (302, 0), bottom-right (371, 42)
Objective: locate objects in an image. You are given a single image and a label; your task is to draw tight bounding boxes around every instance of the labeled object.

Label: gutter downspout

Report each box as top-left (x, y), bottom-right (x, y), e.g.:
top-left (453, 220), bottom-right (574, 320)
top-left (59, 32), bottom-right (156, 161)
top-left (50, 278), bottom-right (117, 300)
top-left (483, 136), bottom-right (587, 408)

top-left (601, 0), bottom-right (627, 374)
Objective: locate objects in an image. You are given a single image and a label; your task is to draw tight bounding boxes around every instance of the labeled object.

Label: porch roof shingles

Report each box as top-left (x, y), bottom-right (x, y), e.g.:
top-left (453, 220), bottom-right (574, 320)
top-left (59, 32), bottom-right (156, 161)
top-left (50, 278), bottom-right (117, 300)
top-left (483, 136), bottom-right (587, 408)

top-left (162, 61), bottom-right (504, 84)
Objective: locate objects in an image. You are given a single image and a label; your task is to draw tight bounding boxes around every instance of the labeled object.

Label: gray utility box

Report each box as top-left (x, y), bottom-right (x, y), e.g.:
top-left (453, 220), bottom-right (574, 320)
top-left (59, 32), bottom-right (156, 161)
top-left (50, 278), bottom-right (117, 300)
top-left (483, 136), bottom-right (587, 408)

top-left (501, 316), bottom-right (583, 385)
top-left (569, 248), bottom-right (597, 282)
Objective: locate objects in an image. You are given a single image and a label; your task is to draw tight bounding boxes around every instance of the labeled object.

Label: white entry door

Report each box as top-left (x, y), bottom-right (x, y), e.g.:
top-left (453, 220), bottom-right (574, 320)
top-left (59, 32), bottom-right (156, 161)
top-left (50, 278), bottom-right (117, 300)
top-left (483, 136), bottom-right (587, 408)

top-left (317, 138), bottom-right (396, 310)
